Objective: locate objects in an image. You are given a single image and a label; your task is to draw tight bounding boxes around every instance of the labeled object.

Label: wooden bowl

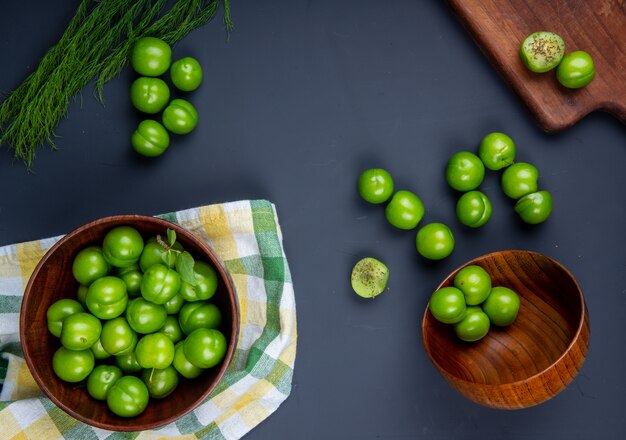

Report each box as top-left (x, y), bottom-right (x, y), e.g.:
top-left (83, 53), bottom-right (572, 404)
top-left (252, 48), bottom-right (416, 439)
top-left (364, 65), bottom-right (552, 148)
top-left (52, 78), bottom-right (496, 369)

top-left (422, 250), bottom-right (589, 409)
top-left (20, 215), bottom-right (239, 431)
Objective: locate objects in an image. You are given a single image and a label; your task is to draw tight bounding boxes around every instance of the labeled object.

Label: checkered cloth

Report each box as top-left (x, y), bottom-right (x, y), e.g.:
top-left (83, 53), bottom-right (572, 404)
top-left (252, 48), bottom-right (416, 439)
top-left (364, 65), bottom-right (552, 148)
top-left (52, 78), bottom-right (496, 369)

top-left (0, 200), bottom-right (297, 439)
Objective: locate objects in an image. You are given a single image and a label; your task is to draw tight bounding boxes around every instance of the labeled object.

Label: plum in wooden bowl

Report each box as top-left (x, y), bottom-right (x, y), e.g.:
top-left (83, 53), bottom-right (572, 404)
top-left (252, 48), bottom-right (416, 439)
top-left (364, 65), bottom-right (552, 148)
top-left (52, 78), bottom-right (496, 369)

top-left (20, 215), bottom-right (239, 431)
top-left (422, 250), bottom-right (589, 409)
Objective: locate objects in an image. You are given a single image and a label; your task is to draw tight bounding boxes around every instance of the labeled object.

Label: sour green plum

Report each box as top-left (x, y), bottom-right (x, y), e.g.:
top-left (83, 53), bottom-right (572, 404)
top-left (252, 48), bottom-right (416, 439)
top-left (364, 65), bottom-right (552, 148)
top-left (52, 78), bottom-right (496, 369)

top-left (557, 50), bottom-right (595, 88)
top-left (47, 299), bottom-right (84, 337)
top-left (454, 306), bottom-right (491, 342)
top-left (179, 261), bottom-right (218, 302)
top-left (357, 168), bottom-right (394, 204)
top-left (72, 246), bottom-right (110, 285)
top-left (456, 191), bottom-right (492, 228)
top-left (102, 226), bottom-right (144, 268)
top-left (514, 191), bottom-right (553, 224)
top-left (142, 366), bottom-right (179, 399)
top-left (385, 190), bottom-right (424, 230)
top-left (86, 276), bottom-right (128, 320)
top-left (454, 265), bottom-right (492, 305)
top-left (60, 312), bottom-right (102, 351)
top-left (482, 286), bottom-right (520, 326)
top-left (416, 223), bottom-right (455, 260)
top-left (446, 152), bottom-right (485, 192)
top-left (107, 376), bottom-right (149, 417)
top-left (52, 347), bottom-right (94, 383)
top-left (479, 132), bottom-right (516, 171)
top-left (501, 162), bottom-right (538, 199)
top-left (87, 365), bottom-right (123, 401)
top-left (428, 287), bottom-right (466, 324)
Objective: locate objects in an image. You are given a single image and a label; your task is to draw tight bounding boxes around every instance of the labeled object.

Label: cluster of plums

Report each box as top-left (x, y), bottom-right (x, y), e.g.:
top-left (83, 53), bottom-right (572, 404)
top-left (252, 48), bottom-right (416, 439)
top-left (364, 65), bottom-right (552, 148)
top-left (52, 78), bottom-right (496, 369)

top-left (356, 132), bottom-right (552, 266)
top-left (46, 226), bottom-right (226, 417)
top-left (129, 37), bottom-right (203, 157)
top-left (428, 265), bottom-right (520, 342)
top-left (447, 132), bottom-right (553, 226)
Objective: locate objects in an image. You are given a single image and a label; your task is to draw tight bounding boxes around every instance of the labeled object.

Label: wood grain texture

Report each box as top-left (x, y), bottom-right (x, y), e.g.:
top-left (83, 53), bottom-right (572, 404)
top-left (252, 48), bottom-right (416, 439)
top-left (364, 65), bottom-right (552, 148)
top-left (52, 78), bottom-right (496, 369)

top-left (20, 215), bottom-right (239, 431)
top-left (447, 0), bottom-right (626, 132)
top-left (422, 250), bottom-right (589, 409)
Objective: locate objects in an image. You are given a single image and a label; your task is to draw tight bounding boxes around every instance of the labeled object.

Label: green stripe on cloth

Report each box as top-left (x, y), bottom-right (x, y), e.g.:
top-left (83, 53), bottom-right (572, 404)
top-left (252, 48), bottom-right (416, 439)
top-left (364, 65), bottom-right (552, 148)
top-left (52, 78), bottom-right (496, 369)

top-left (0, 355), bottom-right (8, 383)
top-left (196, 421), bottom-right (226, 440)
top-left (0, 200), bottom-right (297, 439)
top-left (250, 200), bottom-right (287, 359)
top-left (1, 342), bottom-right (22, 357)
top-left (0, 296), bottom-right (22, 313)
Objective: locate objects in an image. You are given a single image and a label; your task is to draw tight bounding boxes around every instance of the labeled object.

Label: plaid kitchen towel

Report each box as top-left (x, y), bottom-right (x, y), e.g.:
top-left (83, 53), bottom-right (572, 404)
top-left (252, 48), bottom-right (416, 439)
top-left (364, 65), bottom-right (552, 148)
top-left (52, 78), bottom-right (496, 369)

top-left (0, 200), bottom-right (297, 440)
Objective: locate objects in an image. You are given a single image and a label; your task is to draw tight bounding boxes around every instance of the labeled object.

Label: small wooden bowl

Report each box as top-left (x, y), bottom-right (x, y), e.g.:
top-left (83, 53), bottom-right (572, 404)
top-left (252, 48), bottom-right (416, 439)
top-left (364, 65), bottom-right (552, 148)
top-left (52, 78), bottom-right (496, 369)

top-left (422, 250), bottom-right (589, 409)
top-left (20, 215), bottom-right (239, 431)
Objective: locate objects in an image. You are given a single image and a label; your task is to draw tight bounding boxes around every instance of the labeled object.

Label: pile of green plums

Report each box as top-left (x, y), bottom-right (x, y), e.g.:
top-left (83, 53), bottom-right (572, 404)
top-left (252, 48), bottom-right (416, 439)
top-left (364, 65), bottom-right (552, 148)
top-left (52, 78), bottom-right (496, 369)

top-left (358, 169), bottom-right (455, 261)
top-left (447, 132), bottom-right (553, 226)
top-left (520, 31), bottom-right (595, 89)
top-left (46, 225), bottom-right (227, 418)
top-left (428, 265), bottom-right (520, 342)
top-left (129, 37), bottom-right (203, 158)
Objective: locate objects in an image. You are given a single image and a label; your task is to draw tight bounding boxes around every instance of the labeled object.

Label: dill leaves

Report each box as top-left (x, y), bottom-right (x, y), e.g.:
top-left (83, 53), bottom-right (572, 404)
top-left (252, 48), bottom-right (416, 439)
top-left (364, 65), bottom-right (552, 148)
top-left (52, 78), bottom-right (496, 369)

top-left (0, 0), bottom-right (231, 169)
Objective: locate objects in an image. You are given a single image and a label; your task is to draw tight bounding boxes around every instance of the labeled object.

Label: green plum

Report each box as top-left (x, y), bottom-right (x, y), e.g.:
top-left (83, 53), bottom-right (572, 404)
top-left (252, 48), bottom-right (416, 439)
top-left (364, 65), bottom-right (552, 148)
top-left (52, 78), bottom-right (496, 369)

top-left (72, 246), bottom-right (111, 286)
top-left (557, 50), bottom-right (595, 88)
top-left (454, 265), bottom-right (492, 305)
top-left (179, 261), bottom-right (218, 302)
top-left (87, 365), bottom-right (123, 401)
top-left (519, 31), bottom-right (565, 73)
top-left (501, 162), bottom-right (538, 199)
top-left (514, 190), bottom-right (553, 224)
top-left (106, 375), bottom-right (149, 418)
top-left (385, 190), bottom-right (424, 230)
top-left (135, 333), bottom-right (175, 369)
top-left (478, 132), bottom-right (516, 170)
top-left (456, 191), bottom-right (492, 228)
top-left (52, 347), bottom-right (94, 383)
top-left (60, 312), bottom-right (102, 351)
top-left (482, 286), bottom-right (520, 326)
top-left (173, 341), bottom-right (204, 379)
top-left (454, 306), bottom-right (491, 342)
top-left (446, 152), bottom-right (485, 192)
top-left (46, 298), bottom-right (85, 338)
top-left (428, 287), bottom-right (466, 324)
top-left (142, 366), bottom-right (179, 399)
top-left (358, 168), bottom-right (394, 204)
top-left (350, 257), bottom-right (389, 299)
top-left (416, 223), bottom-right (455, 260)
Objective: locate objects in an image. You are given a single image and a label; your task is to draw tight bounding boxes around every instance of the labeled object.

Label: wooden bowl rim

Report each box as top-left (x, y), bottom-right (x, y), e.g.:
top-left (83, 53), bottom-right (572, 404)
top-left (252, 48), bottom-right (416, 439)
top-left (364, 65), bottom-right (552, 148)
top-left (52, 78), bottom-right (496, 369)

top-left (421, 249), bottom-right (587, 388)
top-left (20, 214), bottom-right (240, 431)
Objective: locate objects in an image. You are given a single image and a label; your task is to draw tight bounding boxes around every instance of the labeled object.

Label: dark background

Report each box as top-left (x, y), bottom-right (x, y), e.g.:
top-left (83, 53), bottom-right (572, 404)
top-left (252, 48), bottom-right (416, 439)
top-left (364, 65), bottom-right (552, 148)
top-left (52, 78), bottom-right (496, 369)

top-left (1, 1), bottom-right (625, 439)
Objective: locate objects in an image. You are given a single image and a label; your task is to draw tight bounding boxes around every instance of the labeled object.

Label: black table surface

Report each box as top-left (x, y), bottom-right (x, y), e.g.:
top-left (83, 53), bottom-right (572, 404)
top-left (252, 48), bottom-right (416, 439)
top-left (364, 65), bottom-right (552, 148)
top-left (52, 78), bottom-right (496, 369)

top-left (1, 1), bottom-right (625, 439)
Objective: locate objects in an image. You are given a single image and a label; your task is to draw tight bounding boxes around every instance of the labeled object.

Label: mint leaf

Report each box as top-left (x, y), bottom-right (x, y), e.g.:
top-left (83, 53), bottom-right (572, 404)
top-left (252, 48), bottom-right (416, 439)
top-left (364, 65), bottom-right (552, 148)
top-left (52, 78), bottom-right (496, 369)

top-left (167, 229), bottom-right (177, 247)
top-left (161, 251), bottom-right (175, 267)
top-left (176, 251), bottom-right (197, 286)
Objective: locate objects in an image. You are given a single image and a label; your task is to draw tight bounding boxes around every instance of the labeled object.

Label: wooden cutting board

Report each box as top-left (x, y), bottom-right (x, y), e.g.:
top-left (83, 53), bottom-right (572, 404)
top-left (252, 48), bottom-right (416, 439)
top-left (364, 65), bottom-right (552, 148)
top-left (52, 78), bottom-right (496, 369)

top-left (447, 0), bottom-right (626, 132)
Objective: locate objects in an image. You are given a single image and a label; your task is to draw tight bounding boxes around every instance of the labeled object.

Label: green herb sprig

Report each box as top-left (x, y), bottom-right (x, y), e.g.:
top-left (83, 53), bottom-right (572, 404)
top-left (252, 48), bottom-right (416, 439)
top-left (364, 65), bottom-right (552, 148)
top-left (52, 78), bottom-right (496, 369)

top-left (156, 228), bottom-right (197, 286)
top-left (0, 0), bottom-right (231, 169)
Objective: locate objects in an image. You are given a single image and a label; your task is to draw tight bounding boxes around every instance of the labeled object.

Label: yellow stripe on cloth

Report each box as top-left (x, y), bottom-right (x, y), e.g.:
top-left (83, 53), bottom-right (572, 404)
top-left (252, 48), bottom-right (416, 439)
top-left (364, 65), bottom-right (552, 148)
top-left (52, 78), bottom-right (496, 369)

top-left (2, 355), bottom-right (41, 401)
top-left (0, 408), bottom-right (24, 439)
top-left (230, 273), bottom-right (249, 352)
top-left (199, 205), bottom-right (240, 261)
top-left (22, 414), bottom-right (63, 439)
top-left (14, 359), bottom-right (41, 400)
top-left (278, 325), bottom-right (298, 367)
top-left (16, 241), bottom-right (46, 287)
top-left (216, 379), bottom-right (274, 428)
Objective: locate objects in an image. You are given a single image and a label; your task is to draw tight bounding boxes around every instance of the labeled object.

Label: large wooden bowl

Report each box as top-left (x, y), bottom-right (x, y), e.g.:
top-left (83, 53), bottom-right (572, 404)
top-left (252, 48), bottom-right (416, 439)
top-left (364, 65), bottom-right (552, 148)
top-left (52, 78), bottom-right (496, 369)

top-left (422, 250), bottom-right (589, 409)
top-left (20, 215), bottom-right (239, 431)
